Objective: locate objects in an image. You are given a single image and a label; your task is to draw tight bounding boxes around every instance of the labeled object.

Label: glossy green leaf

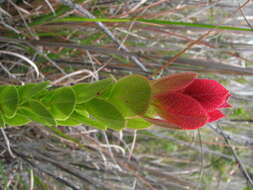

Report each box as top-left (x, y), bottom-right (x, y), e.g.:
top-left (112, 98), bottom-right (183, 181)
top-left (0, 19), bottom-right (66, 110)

top-left (57, 117), bottom-right (81, 126)
top-left (49, 87), bottom-right (76, 120)
top-left (72, 78), bottom-right (114, 104)
top-left (110, 75), bottom-right (151, 116)
top-left (20, 100), bottom-right (56, 126)
top-left (126, 118), bottom-right (151, 129)
top-left (4, 113), bottom-right (30, 127)
top-left (72, 83), bottom-right (89, 104)
top-left (85, 98), bottom-right (124, 130)
top-left (18, 82), bottom-right (49, 103)
top-left (75, 103), bottom-right (89, 117)
top-left (0, 86), bottom-right (19, 118)
top-left (57, 111), bottom-right (82, 126)
top-left (59, 111), bottom-right (106, 129)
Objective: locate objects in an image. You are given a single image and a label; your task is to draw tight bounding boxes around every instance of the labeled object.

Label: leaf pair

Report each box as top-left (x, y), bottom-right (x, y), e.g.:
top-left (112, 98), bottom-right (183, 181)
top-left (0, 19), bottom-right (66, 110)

top-left (62, 76), bottom-right (152, 130)
top-left (0, 82), bottom-right (75, 128)
top-left (20, 87), bottom-right (76, 126)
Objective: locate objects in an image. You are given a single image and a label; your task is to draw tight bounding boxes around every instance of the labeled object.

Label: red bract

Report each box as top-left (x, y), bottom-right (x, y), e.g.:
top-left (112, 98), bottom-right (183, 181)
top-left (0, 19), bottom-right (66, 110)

top-left (148, 72), bottom-right (231, 130)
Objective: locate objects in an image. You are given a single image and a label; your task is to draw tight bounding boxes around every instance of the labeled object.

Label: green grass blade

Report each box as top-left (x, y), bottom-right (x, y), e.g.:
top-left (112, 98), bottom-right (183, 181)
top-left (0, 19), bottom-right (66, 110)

top-left (51, 17), bottom-right (253, 32)
top-left (137, 18), bottom-right (253, 32)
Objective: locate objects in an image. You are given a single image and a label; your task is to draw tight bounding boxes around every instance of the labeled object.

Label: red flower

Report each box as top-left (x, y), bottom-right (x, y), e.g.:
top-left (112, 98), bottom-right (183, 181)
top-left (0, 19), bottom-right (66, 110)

top-left (146, 72), bottom-right (231, 130)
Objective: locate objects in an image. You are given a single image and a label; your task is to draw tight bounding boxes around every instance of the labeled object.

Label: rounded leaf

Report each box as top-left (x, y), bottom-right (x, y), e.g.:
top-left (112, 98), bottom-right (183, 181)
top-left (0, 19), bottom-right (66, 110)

top-left (72, 78), bottom-right (114, 104)
top-left (20, 100), bottom-right (56, 126)
top-left (50, 87), bottom-right (76, 120)
top-left (75, 103), bottom-right (89, 117)
top-left (57, 112), bottom-right (82, 126)
top-left (62, 111), bottom-right (107, 130)
top-left (126, 118), bottom-right (151, 129)
top-left (0, 86), bottom-right (19, 118)
top-left (18, 82), bottom-right (49, 103)
top-left (4, 112), bottom-right (30, 127)
top-left (85, 98), bottom-right (125, 130)
top-left (110, 75), bottom-right (151, 116)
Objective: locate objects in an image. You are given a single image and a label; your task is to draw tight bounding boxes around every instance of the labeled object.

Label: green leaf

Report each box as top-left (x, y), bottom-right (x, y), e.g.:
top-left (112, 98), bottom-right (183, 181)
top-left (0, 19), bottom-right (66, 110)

top-left (18, 82), bottom-right (49, 103)
top-left (49, 87), bottom-right (76, 120)
top-left (72, 78), bottom-right (114, 104)
top-left (85, 98), bottom-right (125, 130)
top-left (73, 112), bottom-right (107, 130)
top-left (126, 118), bottom-right (151, 129)
top-left (57, 117), bottom-right (81, 126)
top-left (75, 103), bottom-right (89, 117)
top-left (58, 111), bottom-right (106, 129)
top-left (72, 83), bottom-right (90, 103)
top-left (57, 111), bottom-right (82, 126)
top-left (29, 5), bottom-right (71, 26)
top-left (0, 86), bottom-right (19, 118)
top-left (4, 112), bottom-right (30, 127)
top-left (58, 104), bottom-right (105, 128)
top-left (20, 100), bottom-right (56, 126)
top-left (0, 114), bottom-right (5, 128)
top-left (110, 75), bottom-right (151, 116)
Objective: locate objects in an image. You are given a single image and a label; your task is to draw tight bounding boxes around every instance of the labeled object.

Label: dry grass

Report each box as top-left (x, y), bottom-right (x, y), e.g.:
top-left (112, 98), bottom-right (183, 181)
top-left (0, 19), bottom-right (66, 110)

top-left (1, 0), bottom-right (253, 189)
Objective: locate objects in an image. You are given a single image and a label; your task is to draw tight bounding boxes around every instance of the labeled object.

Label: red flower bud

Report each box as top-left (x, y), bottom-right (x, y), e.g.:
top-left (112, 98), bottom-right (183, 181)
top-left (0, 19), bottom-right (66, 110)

top-left (147, 72), bottom-right (231, 130)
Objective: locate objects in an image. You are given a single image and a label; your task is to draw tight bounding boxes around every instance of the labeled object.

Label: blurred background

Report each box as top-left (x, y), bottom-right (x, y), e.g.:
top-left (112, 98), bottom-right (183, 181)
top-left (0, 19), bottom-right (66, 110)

top-left (1, 0), bottom-right (253, 189)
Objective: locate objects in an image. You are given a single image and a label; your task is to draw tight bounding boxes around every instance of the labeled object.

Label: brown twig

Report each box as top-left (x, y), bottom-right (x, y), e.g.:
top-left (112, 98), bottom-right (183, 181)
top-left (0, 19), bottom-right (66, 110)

top-left (210, 124), bottom-right (253, 188)
top-left (153, 30), bottom-right (213, 77)
top-left (57, 0), bottom-right (148, 72)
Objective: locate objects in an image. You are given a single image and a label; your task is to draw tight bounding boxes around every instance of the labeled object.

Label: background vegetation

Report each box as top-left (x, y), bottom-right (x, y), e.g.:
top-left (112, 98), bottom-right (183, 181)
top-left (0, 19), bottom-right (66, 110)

top-left (1, 0), bottom-right (253, 189)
